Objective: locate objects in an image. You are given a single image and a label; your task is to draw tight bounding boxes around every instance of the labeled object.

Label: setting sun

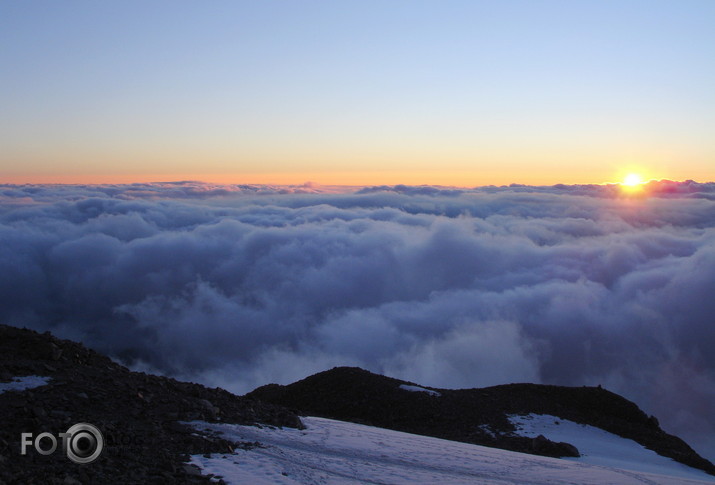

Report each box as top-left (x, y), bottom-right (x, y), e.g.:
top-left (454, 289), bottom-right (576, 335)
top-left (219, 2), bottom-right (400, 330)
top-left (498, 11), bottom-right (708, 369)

top-left (618, 172), bottom-right (649, 195)
top-left (623, 173), bottom-right (644, 186)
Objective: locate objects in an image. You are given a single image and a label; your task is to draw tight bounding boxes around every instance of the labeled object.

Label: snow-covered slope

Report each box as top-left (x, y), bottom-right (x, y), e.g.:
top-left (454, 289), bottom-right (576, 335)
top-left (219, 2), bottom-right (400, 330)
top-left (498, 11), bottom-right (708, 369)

top-left (190, 417), bottom-right (715, 484)
top-left (398, 384), bottom-right (441, 396)
top-left (509, 414), bottom-right (713, 481)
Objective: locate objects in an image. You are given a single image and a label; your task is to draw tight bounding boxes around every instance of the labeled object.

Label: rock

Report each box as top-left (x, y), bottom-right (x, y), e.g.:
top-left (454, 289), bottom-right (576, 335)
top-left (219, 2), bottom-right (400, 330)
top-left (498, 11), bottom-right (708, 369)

top-left (559, 442), bottom-right (580, 457)
top-left (32, 406), bottom-right (47, 418)
top-left (50, 343), bottom-right (63, 361)
top-left (0, 324), bottom-right (304, 483)
top-left (182, 464), bottom-right (202, 476)
top-left (530, 435), bottom-right (580, 458)
top-left (198, 398), bottom-right (220, 416)
top-left (77, 468), bottom-right (90, 484)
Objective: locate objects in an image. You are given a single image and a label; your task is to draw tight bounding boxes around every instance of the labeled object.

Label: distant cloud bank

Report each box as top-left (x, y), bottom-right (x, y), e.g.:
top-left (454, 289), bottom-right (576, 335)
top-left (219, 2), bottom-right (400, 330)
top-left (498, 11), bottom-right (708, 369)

top-left (2, 180), bottom-right (715, 458)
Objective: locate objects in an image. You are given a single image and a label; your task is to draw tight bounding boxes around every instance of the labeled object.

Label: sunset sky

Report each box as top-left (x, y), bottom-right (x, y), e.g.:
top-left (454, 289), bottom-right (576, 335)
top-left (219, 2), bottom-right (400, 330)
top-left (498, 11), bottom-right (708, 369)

top-left (1, 1), bottom-right (713, 186)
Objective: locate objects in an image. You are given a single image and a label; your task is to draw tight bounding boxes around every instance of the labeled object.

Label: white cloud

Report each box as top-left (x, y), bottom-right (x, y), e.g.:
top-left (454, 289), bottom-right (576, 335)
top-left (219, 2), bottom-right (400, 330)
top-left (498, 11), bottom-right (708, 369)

top-left (1, 180), bottom-right (715, 459)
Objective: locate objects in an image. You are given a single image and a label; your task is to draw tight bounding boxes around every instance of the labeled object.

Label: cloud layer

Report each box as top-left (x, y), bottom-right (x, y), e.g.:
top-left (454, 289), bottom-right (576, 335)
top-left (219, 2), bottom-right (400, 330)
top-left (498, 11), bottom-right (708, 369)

top-left (2, 181), bottom-right (715, 458)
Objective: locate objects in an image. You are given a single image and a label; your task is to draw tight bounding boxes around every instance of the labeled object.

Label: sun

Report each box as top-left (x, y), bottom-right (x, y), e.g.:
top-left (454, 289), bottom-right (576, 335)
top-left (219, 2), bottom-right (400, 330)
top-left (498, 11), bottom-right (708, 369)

top-left (618, 172), bottom-right (649, 195)
top-left (622, 173), bottom-right (644, 186)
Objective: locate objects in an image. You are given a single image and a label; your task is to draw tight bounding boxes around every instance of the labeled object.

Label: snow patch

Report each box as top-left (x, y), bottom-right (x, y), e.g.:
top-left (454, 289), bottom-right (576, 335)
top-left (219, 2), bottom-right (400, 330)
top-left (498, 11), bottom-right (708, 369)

top-left (477, 423), bottom-right (496, 438)
top-left (398, 384), bottom-right (441, 396)
top-left (509, 413), bottom-right (713, 481)
top-left (0, 375), bottom-right (51, 393)
top-left (189, 417), bottom-right (715, 484)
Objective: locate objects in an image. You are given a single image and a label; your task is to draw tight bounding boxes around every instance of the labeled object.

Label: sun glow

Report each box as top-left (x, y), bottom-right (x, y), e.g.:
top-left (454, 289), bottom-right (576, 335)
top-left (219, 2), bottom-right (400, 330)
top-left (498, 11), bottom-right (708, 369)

top-left (619, 172), bottom-right (649, 195)
top-left (623, 173), bottom-right (644, 186)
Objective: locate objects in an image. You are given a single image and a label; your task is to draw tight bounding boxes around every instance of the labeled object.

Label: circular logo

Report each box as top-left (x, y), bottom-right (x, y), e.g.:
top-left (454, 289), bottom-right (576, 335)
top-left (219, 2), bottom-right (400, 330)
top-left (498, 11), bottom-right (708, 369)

top-left (65, 423), bottom-right (103, 464)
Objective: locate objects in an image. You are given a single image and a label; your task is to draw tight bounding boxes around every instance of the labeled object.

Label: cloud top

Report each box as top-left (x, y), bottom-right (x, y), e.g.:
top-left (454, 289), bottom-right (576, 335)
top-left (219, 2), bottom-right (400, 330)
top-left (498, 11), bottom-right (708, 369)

top-left (1, 180), bottom-right (714, 458)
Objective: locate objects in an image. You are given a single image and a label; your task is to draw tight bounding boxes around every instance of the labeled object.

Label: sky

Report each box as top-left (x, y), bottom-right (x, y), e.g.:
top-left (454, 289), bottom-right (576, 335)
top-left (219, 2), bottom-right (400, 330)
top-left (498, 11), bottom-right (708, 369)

top-left (1, 1), bottom-right (713, 186)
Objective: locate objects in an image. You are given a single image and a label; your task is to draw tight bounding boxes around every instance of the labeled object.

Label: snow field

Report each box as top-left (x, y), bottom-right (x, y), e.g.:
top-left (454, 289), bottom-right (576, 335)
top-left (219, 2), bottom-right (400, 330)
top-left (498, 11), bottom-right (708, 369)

top-left (190, 416), bottom-right (715, 484)
top-left (508, 413), bottom-right (714, 481)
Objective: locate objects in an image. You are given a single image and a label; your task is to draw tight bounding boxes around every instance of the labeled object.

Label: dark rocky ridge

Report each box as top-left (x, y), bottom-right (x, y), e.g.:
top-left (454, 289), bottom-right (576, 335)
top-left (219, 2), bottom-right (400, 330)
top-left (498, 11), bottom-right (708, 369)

top-left (3, 324), bottom-right (713, 483)
top-left (0, 324), bottom-right (302, 484)
top-left (248, 366), bottom-right (715, 476)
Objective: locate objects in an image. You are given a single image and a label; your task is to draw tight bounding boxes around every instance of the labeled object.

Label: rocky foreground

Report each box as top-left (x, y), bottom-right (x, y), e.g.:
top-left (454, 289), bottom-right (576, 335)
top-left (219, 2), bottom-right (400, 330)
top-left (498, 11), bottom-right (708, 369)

top-left (2, 324), bottom-right (714, 483)
top-left (0, 325), bottom-right (301, 484)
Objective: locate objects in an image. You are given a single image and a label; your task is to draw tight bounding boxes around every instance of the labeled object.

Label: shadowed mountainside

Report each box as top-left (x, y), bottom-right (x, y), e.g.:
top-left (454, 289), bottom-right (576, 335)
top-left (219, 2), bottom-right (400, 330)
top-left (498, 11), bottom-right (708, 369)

top-left (0, 325), bottom-right (302, 484)
top-left (2, 325), bottom-right (712, 482)
top-left (248, 366), bottom-right (715, 475)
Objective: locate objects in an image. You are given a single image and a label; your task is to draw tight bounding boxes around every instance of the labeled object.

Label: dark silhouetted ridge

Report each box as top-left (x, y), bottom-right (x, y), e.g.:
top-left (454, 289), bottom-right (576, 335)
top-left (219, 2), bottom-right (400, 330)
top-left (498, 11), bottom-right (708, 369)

top-left (248, 366), bottom-right (715, 475)
top-left (0, 324), bottom-right (302, 484)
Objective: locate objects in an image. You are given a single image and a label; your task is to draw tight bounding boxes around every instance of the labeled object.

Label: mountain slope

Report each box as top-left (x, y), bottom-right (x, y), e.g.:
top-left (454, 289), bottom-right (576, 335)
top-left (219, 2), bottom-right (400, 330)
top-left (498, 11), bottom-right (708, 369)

top-left (2, 325), bottom-right (712, 483)
top-left (189, 416), bottom-right (715, 484)
top-left (0, 324), bottom-right (302, 484)
top-left (248, 366), bottom-right (715, 475)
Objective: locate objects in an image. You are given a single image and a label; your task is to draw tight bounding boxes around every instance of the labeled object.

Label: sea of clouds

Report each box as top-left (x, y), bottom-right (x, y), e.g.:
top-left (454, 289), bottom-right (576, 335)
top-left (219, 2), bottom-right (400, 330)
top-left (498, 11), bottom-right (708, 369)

top-left (1, 180), bottom-right (714, 458)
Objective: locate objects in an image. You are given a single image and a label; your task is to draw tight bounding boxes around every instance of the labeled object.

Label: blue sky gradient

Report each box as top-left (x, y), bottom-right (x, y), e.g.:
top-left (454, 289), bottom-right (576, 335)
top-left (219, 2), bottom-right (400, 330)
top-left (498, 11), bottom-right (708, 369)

top-left (1, 1), bottom-right (713, 185)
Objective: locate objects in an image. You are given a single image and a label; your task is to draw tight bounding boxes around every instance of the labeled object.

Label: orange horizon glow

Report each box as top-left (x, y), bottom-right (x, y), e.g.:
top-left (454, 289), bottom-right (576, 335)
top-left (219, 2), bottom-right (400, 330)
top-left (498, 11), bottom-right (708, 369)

top-left (2, 3), bottom-right (713, 198)
top-left (0, 169), bottom-right (683, 188)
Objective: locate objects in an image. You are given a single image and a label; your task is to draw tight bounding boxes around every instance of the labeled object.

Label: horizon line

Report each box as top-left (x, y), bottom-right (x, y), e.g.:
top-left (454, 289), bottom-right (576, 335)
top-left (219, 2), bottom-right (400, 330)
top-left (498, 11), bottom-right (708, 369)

top-left (2, 177), bottom-right (712, 189)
